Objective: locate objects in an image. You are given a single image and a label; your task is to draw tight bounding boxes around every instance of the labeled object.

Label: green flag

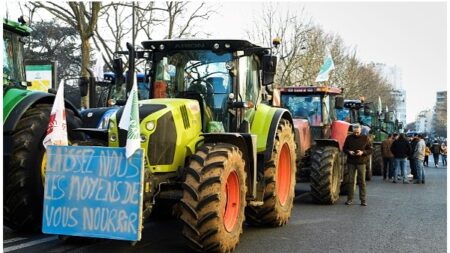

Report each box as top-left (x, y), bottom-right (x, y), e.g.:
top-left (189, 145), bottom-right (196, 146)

top-left (118, 73), bottom-right (140, 158)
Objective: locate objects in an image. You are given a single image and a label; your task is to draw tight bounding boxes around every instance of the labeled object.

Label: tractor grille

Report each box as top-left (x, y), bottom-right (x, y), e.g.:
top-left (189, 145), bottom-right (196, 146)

top-left (115, 104), bottom-right (167, 147)
top-left (148, 112), bottom-right (177, 165)
top-left (180, 105), bottom-right (190, 129)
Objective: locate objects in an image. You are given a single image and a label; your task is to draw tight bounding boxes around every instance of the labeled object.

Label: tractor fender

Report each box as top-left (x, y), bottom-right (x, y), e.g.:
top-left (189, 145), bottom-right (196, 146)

top-left (80, 107), bottom-right (119, 128)
top-left (314, 139), bottom-right (341, 150)
top-left (4, 92), bottom-right (81, 134)
top-left (202, 133), bottom-right (257, 199)
top-left (263, 108), bottom-right (294, 162)
top-left (3, 92), bottom-right (81, 158)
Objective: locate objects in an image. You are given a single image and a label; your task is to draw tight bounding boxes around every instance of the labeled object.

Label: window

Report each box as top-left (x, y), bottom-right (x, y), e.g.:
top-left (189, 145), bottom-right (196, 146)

top-left (238, 55), bottom-right (260, 104)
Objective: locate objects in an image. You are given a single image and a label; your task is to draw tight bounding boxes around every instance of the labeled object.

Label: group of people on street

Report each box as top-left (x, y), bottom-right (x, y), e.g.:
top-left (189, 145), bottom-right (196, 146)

top-left (380, 133), bottom-right (447, 184)
top-left (342, 123), bottom-right (447, 207)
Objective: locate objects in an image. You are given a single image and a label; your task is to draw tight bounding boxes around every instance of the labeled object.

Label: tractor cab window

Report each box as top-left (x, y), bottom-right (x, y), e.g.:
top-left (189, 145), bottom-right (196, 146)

top-left (359, 108), bottom-right (372, 126)
top-left (238, 55), bottom-right (260, 105)
top-left (280, 94), bottom-right (322, 126)
top-left (3, 30), bottom-right (26, 83)
top-left (153, 51), bottom-right (232, 101)
top-left (153, 50), bottom-right (233, 129)
top-left (322, 95), bottom-right (331, 125)
top-left (336, 108), bottom-right (350, 122)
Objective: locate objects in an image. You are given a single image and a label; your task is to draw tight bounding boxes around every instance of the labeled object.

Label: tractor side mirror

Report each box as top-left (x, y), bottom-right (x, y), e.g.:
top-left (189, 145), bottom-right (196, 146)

top-left (262, 55), bottom-right (277, 86)
top-left (79, 77), bottom-right (89, 97)
top-left (113, 58), bottom-right (126, 86)
top-left (335, 96), bottom-right (344, 109)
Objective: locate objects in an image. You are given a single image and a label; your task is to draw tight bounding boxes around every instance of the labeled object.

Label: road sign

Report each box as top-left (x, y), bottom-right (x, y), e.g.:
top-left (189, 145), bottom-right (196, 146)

top-left (42, 145), bottom-right (144, 241)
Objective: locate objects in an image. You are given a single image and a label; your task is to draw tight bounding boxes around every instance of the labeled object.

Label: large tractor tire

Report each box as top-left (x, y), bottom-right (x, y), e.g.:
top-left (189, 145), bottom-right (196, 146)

top-left (245, 119), bottom-right (296, 227)
top-left (180, 143), bottom-right (247, 253)
top-left (310, 146), bottom-right (342, 204)
top-left (4, 104), bottom-right (83, 232)
top-left (372, 144), bottom-right (383, 176)
top-left (365, 155), bottom-right (373, 181)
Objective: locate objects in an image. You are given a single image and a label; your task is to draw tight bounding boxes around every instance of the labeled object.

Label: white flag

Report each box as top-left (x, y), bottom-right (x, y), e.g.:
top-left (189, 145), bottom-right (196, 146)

top-left (93, 51), bottom-right (104, 81)
top-left (315, 47), bottom-right (335, 82)
top-left (118, 73), bottom-right (141, 158)
top-left (43, 80), bottom-right (68, 148)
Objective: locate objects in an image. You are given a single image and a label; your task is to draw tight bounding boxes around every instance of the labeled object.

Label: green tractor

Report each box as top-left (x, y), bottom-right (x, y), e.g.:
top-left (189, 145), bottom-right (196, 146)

top-left (77, 39), bottom-right (297, 252)
top-left (3, 18), bottom-right (83, 231)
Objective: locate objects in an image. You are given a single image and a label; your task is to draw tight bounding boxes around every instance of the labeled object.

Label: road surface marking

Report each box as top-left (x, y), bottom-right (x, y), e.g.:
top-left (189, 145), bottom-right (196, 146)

top-left (4, 236), bottom-right (58, 252)
top-left (3, 237), bottom-right (28, 244)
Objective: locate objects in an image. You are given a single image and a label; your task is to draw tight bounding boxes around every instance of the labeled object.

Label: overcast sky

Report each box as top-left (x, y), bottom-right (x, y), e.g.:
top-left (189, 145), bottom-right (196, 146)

top-left (4, 1), bottom-right (447, 123)
top-left (208, 1), bottom-right (447, 123)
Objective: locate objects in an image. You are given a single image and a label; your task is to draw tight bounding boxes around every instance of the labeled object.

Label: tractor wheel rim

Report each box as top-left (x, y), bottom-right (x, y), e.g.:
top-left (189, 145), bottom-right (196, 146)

top-left (277, 143), bottom-right (291, 206)
top-left (224, 170), bottom-right (240, 232)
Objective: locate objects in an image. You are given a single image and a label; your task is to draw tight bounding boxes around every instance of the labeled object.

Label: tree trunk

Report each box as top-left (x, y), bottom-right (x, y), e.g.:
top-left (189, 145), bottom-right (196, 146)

top-left (80, 37), bottom-right (90, 108)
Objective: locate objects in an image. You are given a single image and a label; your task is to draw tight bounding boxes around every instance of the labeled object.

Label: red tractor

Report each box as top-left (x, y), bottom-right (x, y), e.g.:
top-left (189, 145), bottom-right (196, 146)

top-left (273, 86), bottom-right (350, 204)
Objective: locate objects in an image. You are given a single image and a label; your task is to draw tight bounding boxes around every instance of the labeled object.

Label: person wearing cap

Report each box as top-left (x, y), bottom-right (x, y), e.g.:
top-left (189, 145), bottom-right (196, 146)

top-left (343, 123), bottom-right (372, 206)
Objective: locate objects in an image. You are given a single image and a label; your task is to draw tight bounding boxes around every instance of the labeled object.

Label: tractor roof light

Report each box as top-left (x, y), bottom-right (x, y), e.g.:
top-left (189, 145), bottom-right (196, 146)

top-left (159, 44), bottom-right (165, 50)
top-left (213, 43), bottom-right (220, 50)
top-left (225, 43), bottom-right (231, 49)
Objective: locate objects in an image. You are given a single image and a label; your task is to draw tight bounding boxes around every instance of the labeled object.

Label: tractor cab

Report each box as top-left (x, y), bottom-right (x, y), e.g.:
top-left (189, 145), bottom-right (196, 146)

top-left (3, 18), bottom-right (31, 88)
top-left (274, 86), bottom-right (343, 140)
top-left (142, 39), bottom-right (272, 132)
top-left (336, 99), bottom-right (374, 134)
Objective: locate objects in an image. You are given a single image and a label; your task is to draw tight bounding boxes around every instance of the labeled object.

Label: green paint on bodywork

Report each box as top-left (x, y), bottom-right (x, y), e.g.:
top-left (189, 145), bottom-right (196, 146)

top-left (3, 88), bottom-right (31, 123)
top-left (109, 98), bottom-right (203, 174)
top-left (250, 104), bottom-right (277, 153)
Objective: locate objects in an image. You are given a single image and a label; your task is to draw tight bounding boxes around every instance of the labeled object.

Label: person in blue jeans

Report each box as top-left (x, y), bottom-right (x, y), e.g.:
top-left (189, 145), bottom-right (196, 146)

top-left (414, 134), bottom-right (426, 184)
top-left (390, 133), bottom-right (412, 184)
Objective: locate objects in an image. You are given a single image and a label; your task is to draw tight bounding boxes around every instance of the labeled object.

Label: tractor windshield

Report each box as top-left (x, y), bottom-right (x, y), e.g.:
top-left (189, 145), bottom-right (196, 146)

top-left (280, 94), bottom-right (322, 126)
top-left (336, 108), bottom-right (350, 122)
top-left (153, 50), bottom-right (233, 108)
top-left (3, 30), bottom-right (26, 84)
top-left (359, 108), bottom-right (372, 126)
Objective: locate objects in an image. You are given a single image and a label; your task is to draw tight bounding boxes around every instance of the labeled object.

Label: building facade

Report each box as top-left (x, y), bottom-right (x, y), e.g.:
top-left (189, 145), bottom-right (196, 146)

top-left (373, 63), bottom-right (407, 127)
top-left (432, 91), bottom-right (447, 138)
top-left (415, 109), bottom-right (433, 134)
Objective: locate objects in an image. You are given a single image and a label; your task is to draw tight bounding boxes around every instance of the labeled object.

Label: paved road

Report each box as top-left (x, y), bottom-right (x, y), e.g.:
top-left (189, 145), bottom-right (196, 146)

top-left (4, 165), bottom-right (446, 253)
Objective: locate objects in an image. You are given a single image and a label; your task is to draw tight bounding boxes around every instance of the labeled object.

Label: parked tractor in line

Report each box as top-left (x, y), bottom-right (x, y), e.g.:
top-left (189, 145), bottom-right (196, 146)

top-left (3, 18), bottom-right (84, 231)
top-left (273, 86), bottom-right (350, 204)
top-left (74, 39), bottom-right (297, 252)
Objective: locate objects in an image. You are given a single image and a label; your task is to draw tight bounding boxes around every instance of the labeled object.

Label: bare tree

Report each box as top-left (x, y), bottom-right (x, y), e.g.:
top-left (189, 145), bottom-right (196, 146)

top-left (30, 1), bottom-right (101, 107)
top-left (248, 3), bottom-right (395, 107)
top-left (247, 4), bottom-right (314, 87)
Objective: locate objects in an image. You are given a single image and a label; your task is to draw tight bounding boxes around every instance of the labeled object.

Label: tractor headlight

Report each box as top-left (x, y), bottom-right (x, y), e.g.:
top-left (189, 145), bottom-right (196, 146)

top-left (140, 134), bottom-right (147, 143)
top-left (146, 121), bottom-right (156, 131)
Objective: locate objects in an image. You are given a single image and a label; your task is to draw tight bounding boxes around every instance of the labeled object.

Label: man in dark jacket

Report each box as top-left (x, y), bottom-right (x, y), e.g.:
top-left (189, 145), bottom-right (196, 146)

top-left (391, 133), bottom-right (412, 183)
top-left (409, 135), bottom-right (419, 179)
top-left (343, 124), bottom-right (372, 206)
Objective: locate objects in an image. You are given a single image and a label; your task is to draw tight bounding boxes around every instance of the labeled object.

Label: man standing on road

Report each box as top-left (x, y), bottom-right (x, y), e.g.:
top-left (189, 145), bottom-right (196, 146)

top-left (431, 140), bottom-right (441, 167)
top-left (381, 134), bottom-right (395, 180)
top-left (414, 134), bottom-right (426, 184)
top-left (343, 123), bottom-right (372, 206)
top-left (391, 133), bottom-right (412, 184)
top-left (409, 135), bottom-right (419, 180)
